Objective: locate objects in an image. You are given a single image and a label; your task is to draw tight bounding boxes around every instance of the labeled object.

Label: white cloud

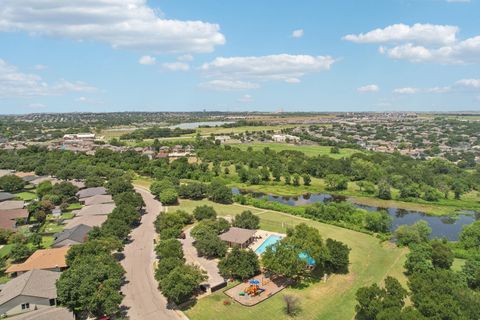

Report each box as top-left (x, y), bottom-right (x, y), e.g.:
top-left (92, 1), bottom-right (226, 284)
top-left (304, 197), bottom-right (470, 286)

top-left (139, 55), bottom-right (156, 65)
top-left (344, 23), bottom-right (458, 45)
top-left (200, 54), bottom-right (335, 89)
top-left (393, 87), bottom-right (420, 94)
top-left (346, 23), bottom-right (480, 64)
top-left (162, 62), bottom-right (190, 71)
top-left (34, 64), bottom-right (48, 70)
top-left (238, 94), bottom-right (253, 103)
top-left (0, 0), bottom-right (225, 54)
top-left (292, 29), bottom-right (304, 38)
top-left (0, 59), bottom-right (96, 98)
top-left (357, 84), bottom-right (380, 93)
top-left (198, 80), bottom-right (259, 91)
top-left (177, 54), bottom-right (194, 62)
top-left (455, 79), bottom-right (480, 88)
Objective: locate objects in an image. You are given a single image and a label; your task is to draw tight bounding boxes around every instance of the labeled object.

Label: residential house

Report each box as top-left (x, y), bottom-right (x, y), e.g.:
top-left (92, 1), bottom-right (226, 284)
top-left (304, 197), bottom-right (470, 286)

top-left (0, 270), bottom-right (61, 317)
top-left (0, 201), bottom-right (24, 211)
top-left (6, 247), bottom-right (70, 276)
top-left (73, 203), bottom-right (115, 217)
top-left (0, 209), bottom-right (29, 232)
top-left (82, 194), bottom-right (113, 206)
top-left (9, 307), bottom-right (74, 320)
top-left (0, 193), bottom-right (15, 202)
top-left (76, 187), bottom-right (107, 200)
top-left (52, 224), bottom-right (91, 248)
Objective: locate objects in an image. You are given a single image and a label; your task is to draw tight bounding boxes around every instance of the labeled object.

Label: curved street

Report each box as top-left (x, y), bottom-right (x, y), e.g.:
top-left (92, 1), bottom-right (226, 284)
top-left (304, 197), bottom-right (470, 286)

top-left (120, 187), bottom-right (185, 320)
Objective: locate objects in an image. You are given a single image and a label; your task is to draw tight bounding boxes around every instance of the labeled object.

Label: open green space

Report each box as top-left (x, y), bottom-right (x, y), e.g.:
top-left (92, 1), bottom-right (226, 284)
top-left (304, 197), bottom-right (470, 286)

top-left (179, 199), bottom-right (408, 320)
top-left (197, 124), bottom-right (299, 136)
top-left (41, 221), bottom-right (64, 234)
top-left (15, 191), bottom-right (37, 201)
top-left (0, 244), bottom-right (13, 258)
top-left (233, 142), bottom-right (363, 159)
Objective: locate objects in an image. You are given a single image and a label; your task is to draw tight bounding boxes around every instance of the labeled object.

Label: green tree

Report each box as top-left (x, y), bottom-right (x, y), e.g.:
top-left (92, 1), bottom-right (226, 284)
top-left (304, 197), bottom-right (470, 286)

top-left (218, 247), bottom-right (260, 280)
top-left (377, 180), bottom-right (392, 200)
top-left (394, 220), bottom-right (431, 247)
top-left (292, 174), bottom-right (301, 186)
top-left (325, 238), bottom-right (350, 274)
top-left (150, 179), bottom-right (175, 197)
top-left (430, 240), bottom-right (453, 269)
top-left (159, 188), bottom-right (178, 205)
top-left (325, 174), bottom-right (348, 191)
top-left (404, 243), bottom-right (433, 275)
top-left (365, 211), bottom-right (392, 233)
top-left (193, 205), bottom-right (217, 221)
top-left (302, 174), bottom-right (311, 186)
top-left (155, 257), bottom-right (184, 281)
top-left (262, 240), bottom-right (305, 279)
top-left (155, 239), bottom-right (184, 260)
top-left (459, 220), bottom-right (480, 250)
top-left (36, 181), bottom-right (53, 199)
top-left (462, 257), bottom-right (480, 290)
top-left (207, 179), bottom-right (233, 204)
top-left (57, 253), bottom-right (125, 317)
top-left (159, 264), bottom-right (207, 304)
top-left (232, 210), bottom-right (260, 229)
top-left (10, 243), bottom-right (32, 262)
top-left (194, 233), bottom-right (227, 258)
top-left (0, 175), bottom-right (25, 192)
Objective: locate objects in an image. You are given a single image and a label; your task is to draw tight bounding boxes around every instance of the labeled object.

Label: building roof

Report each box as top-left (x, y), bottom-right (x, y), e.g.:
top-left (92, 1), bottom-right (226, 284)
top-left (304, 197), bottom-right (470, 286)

top-left (219, 227), bottom-right (256, 245)
top-left (64, 215), bottom-right (107, 229)
top-left (73, 203), bottom-right (115, 217)
top-left (0, 170), bottom-right (13, 178)
top-left (0, 192), bottom-right (15, 202)
top-left (0, 209), bottom-right (29, 231)
top-left (0, 269), bottom-right (60, 306)
top-left (9, 307), bottom-right (75, 320)
top-left (76, 187), bottom-right (107, 199)
top-left (14, 172), bottom-right (35, 178)
top-left (53, 224), bottom-right (91, 247)
top-left (0, 201), bottom-right (24, 210)
top-left (83, 194), bottom-right (113, 206)
top-left (21, 175), bottom-right (39, 182)
top-left (6, 247), bottom-right (70, 274)
top-left (29, 176), bottom-right (61, 186)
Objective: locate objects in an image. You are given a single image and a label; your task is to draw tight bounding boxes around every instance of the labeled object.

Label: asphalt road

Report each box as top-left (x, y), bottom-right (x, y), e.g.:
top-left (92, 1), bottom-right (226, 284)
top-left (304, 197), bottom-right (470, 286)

top-left (121, 187), bottom-right (185, 320)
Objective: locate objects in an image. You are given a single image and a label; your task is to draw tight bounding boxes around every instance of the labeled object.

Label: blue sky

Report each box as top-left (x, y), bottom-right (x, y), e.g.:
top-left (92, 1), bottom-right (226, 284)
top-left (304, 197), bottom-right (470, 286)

top-left (0, 0), bottom-right (479, 114)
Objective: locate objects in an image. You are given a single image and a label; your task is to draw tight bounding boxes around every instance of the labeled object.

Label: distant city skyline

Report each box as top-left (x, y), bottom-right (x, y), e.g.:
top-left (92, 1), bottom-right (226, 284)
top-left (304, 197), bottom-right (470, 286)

top-left (1, 0), bottom-right (480, 114)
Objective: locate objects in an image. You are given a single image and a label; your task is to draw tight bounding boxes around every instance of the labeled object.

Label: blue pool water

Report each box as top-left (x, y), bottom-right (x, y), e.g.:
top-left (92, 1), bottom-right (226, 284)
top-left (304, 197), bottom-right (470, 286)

top-left (255, 235), bottom-right (282, 255)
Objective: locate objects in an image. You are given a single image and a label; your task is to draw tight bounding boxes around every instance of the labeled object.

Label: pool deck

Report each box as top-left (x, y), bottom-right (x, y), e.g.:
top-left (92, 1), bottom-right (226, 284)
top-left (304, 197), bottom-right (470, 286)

top-left (249, 230), bottom-right (285, 254)
top-left (224, 274), bottom-right (290, 306)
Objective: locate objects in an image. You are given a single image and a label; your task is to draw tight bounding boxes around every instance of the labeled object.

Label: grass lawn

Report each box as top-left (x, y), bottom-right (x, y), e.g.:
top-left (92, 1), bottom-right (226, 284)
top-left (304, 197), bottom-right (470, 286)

top-left (133, 176), bottom-right (154, 190)
top-left (233, 142), bottom-right (363, 159)
top-left (0, 276), bottom-right (10, 284)
top-left (41, 221), bottom-right (64, 234)
top-left (197, 125), bottom-right (300, 136)
top-left (41, 236), bottom-right (55, 248)
top-left (66, 203), bottom-right (82, 211)
top-left (452, 258), bottom-right (466, 272)
top-left (14, 191), bottom-right (37, 201)
top-left (0, 244), bottom-right (13, 258)
top-left (181, 201), bottom-right (408, 320)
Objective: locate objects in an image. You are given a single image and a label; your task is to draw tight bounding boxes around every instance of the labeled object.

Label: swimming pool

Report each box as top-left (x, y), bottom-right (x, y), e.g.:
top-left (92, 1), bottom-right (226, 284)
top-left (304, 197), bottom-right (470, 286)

top-left (255, 235), bottom-right (283, 255)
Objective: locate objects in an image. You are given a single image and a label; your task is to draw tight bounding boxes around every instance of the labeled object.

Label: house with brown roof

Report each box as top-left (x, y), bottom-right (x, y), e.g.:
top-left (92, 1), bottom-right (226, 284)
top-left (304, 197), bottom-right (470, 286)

top-left (0, 201), bottom-right (24, 211)
top-left (6, 247), bottom-right (70, 276)
top-left (0, 209), bottom-right (29, 231)
top-left (0, 269), bottom-right (61, 317)
top-left (219, 227), bottom-right (256, 248)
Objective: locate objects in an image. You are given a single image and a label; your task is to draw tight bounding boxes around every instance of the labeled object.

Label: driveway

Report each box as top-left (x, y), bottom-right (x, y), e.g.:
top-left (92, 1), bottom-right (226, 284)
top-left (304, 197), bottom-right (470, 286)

top-left (121, 187), bottom-right (185, 320)
top-left (180, 226), bottom-right (226, 290)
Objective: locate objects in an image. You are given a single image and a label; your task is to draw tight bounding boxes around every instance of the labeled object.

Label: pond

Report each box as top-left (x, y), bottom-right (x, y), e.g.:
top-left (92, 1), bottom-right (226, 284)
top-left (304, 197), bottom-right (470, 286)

top-left (232, 188), bottom-right (477, 241)
top-left (169, 121), bottom-right (235, 129)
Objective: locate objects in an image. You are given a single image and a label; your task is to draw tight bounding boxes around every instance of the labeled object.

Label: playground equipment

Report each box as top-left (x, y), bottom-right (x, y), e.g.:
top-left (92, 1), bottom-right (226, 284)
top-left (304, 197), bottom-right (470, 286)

top-left (240, 279), bottom-right (265, 297)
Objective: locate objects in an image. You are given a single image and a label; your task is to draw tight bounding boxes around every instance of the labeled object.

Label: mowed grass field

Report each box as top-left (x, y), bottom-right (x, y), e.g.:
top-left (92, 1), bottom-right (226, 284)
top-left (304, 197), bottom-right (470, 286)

top-left (177, 199), bottom-right (408, 320)
top-left (233, 142), bottom-right (364, 159)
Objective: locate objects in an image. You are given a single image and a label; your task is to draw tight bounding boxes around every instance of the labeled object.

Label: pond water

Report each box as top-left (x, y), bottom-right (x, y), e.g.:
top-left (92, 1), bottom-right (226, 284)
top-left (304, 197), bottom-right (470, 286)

top-left (232, 188), bottom-right (478, 241)
top-left (169, 121), bottom-right (234, 129)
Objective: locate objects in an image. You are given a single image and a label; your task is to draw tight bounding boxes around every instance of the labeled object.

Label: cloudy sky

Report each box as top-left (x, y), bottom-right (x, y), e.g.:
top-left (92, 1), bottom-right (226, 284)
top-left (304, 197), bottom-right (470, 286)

top-left (0, 0), bottom-right (479, 113)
